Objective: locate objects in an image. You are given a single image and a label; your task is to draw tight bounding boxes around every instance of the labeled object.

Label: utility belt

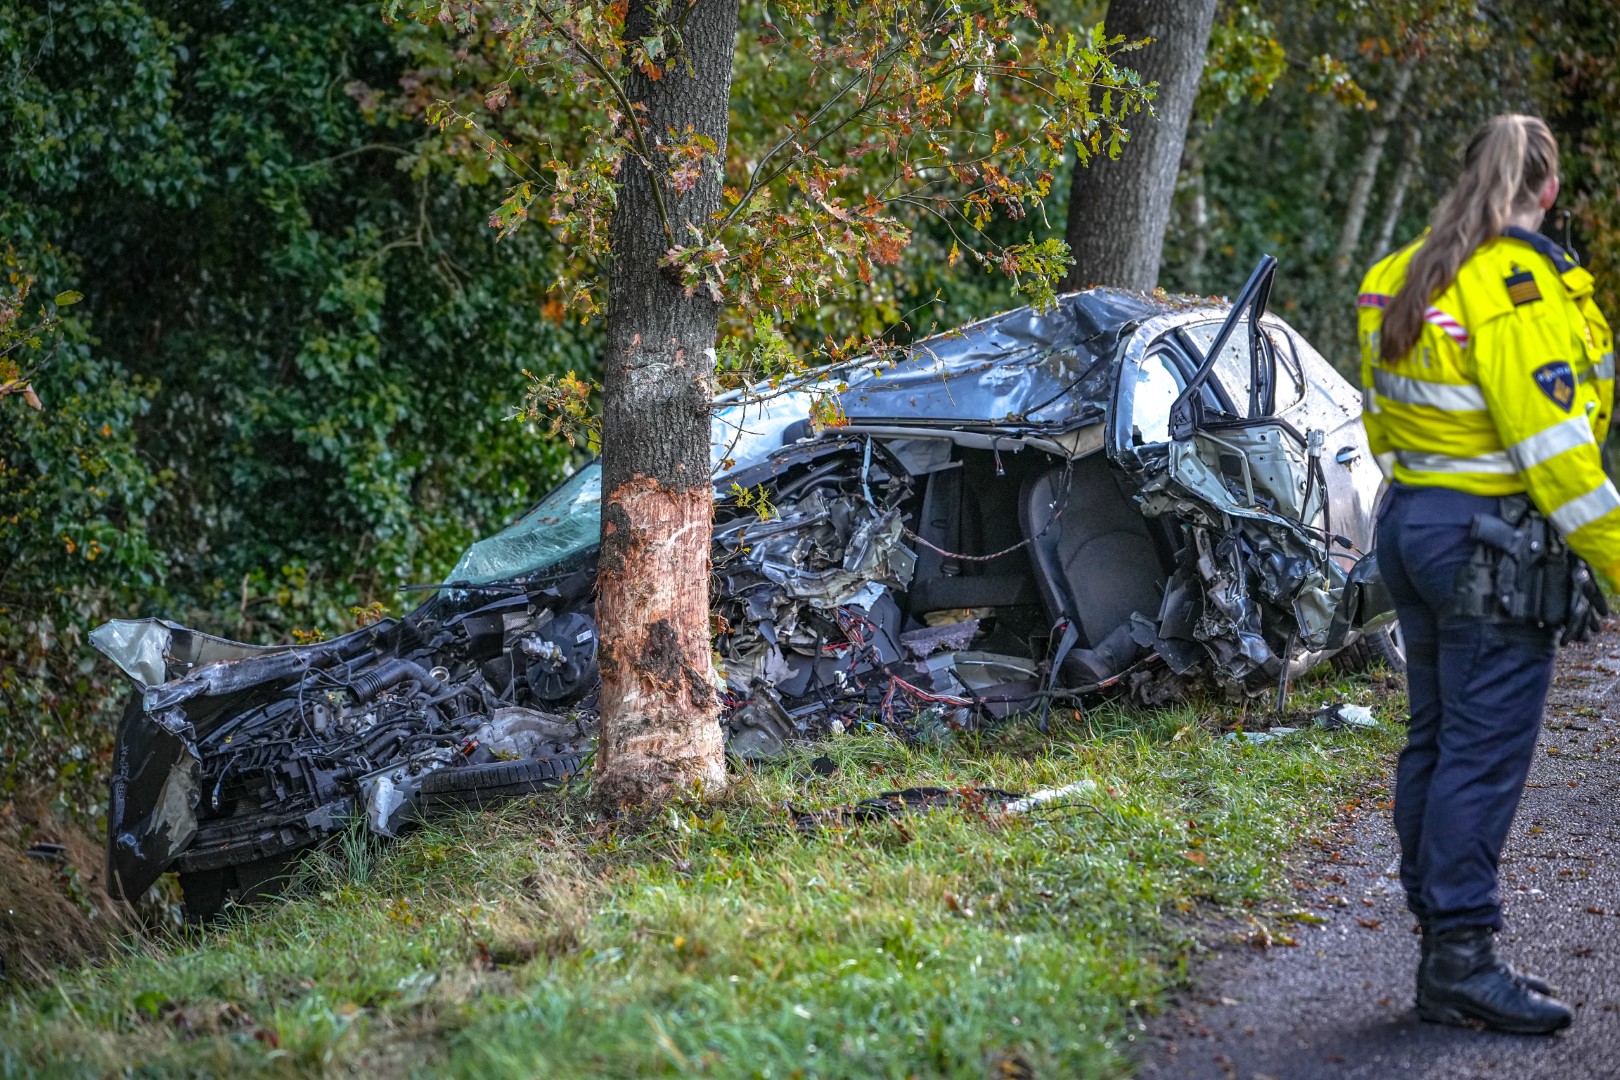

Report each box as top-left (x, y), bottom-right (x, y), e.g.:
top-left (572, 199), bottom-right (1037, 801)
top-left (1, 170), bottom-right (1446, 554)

top-left (1453, 494), bottom-right (1608, 638)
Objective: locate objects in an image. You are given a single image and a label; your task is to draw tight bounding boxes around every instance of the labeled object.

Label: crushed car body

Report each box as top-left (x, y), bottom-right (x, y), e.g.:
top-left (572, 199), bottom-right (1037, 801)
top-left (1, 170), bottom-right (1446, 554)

top-left (92, 258), bottom-right (1397, 914)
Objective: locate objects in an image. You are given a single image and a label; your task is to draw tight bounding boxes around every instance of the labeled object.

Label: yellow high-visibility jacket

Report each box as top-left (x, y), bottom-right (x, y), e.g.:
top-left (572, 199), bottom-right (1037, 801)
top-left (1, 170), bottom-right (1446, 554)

top-left (1358, 227), bottom-right (1620, 585)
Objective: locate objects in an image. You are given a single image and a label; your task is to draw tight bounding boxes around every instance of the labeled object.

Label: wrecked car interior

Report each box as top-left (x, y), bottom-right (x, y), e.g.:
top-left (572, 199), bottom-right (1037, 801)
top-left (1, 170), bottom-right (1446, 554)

top-left (91, 258), bottom-right (1398, 915)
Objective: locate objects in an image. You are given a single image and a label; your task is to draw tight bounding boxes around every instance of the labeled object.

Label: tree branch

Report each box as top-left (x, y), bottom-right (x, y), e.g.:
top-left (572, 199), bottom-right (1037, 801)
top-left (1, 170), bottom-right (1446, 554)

top-left (533, 3), bottom-right (677, 245)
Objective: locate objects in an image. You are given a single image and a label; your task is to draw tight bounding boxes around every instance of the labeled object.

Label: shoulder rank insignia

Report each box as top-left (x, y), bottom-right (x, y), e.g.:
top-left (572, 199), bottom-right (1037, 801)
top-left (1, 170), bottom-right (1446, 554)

top-left (1506, 268), bottom-right (1542, 306)
top-left (1534, 361), bottom-right (1575, 412)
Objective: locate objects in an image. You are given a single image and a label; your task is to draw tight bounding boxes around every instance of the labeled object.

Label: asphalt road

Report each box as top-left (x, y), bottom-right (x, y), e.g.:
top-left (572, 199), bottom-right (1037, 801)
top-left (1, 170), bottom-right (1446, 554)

top-left (1137, 627), bottom-right (1620, 1080)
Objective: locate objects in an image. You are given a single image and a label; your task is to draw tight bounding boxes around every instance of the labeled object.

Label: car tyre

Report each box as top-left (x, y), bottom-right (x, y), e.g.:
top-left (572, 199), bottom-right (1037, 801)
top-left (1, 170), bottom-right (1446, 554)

top-left (1331, 623), bottom-right (1406, 675)
top-left (418, 754), bottom-right (584, 812)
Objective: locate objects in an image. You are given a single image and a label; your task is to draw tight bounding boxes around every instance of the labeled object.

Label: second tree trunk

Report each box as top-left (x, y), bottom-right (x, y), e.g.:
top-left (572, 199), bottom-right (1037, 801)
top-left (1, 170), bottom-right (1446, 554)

top-left (1064, 0), bottom-right (1217, 292)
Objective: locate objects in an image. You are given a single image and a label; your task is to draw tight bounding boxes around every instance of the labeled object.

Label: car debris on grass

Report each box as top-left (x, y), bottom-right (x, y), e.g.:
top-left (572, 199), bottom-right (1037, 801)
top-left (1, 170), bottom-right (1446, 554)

top-left (89, 258), bottom-right (1401, 916)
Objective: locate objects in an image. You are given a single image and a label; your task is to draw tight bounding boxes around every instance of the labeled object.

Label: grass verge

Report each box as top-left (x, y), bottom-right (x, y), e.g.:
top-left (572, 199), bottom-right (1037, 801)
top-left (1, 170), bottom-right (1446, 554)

top-left (1, 669), bottom-right (1405, 1079)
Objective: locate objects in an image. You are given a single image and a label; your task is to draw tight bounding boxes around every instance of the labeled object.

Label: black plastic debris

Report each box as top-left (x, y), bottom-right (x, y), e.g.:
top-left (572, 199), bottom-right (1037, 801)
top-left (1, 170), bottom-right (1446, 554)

top-left (788, 780), bottom-right (1104, 832)
top-left (788, 786), bottom-right (1028, 832)
top-left (23, 842), bottom-right (67, 864)
top-left (89, 265), bottom-right (1396, 918)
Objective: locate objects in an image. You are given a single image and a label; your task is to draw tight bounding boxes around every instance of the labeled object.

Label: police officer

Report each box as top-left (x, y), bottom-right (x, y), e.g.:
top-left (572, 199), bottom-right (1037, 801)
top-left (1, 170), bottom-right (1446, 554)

top-left (1357, 113), bottom-right (1618, 1035)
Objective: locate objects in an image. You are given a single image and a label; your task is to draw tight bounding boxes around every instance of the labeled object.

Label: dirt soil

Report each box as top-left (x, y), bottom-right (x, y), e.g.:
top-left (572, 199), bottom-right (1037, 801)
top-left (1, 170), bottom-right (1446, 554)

top-left (1137, 625), bottom-right (1620, 1080)
top-left (0, 797), bottom-right (142, 985)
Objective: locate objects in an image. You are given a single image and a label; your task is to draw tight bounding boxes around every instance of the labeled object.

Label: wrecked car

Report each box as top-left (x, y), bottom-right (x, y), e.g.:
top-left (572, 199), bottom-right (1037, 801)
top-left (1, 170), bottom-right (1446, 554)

top-left (92, 257), bottom-right (1398, 915)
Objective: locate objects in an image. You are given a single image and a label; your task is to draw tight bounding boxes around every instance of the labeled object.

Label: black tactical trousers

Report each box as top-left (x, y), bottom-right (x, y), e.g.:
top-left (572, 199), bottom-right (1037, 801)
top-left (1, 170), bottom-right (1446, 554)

top-left (1377, 484), bottom-right (1558, 932)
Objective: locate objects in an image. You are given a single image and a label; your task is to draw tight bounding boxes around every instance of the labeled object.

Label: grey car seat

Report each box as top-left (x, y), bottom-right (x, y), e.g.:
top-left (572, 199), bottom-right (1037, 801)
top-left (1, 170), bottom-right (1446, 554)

top-left (1020, 454), bottom-right (1167, 682)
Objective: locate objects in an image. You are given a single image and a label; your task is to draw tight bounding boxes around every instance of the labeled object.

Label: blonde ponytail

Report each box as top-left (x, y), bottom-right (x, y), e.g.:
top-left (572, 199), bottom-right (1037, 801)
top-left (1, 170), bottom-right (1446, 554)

top-left (1381, 115), bottom-right (1558, 362)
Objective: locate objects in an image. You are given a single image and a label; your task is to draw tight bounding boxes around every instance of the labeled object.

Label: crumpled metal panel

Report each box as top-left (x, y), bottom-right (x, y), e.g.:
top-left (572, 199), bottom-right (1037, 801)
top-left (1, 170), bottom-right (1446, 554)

top-left (1132, 426), bottom-right (1349, 689)
top-left (89, 620), bottom-right (177, 689)
top-left (90, 618), bottom-right (302, 689)
top-left (442, 289), bottom-right (1177, 589)
top-left (838, 290), bottom-right (1165, 430)
top-left (105, 702), bottom-right (200, 901)
top-left (711, 440), bottom-right (916, 698)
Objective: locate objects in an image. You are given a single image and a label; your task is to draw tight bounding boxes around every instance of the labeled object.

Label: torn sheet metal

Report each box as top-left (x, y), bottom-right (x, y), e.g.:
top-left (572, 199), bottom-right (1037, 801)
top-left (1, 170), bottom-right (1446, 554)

top-left (836, 291), bottom-right (1160, 431)
top-left (89, 618), bottom-right (308, 689)
top-left (93, 268), bottom-right (1398, 916)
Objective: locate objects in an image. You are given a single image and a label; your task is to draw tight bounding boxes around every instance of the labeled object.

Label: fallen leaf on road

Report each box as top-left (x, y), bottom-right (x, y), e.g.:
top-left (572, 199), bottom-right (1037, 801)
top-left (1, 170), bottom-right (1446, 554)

top-left (1586, 906), bottom-right (1606, 915)
top-left (1355, 917), bottom-right (1382, 930)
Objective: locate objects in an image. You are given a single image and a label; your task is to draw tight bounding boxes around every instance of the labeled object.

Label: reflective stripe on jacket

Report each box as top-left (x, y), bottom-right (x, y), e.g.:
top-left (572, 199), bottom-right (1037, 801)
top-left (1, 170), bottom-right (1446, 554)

top-left (1358, 228), bottom-right (1620, 585)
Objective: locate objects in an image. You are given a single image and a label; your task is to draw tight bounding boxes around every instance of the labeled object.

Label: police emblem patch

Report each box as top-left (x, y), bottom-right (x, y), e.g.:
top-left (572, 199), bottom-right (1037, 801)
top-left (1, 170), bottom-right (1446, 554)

top-left (1533, 361), bottom-right (1576, 411)
top-left (1505, 268), bottom-right (1542, 306)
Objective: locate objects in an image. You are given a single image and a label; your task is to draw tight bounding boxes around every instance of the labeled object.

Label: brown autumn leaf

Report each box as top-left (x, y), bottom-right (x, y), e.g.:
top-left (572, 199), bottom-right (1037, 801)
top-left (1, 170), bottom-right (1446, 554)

top-left (1355, 917), bottom-right (1382, 930)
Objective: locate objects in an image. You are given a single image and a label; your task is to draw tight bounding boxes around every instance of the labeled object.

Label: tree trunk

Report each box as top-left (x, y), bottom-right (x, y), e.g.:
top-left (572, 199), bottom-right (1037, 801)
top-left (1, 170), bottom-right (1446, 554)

top-left (1332, 63), bottom-right (1414, 279)
top-left (1063, 0), bottom-right (1217, 292)
top-left (1372, 127), bottom-right (1422, 259)
top-left (595, 0), bottom-right (739, 806)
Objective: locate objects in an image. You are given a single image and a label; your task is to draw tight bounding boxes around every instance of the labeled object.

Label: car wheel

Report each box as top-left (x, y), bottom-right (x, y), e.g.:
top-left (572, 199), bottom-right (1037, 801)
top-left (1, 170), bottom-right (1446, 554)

top-left (418, 754), bottom-right (584, 812)
top-left (1331, 622), bottom-right (1406, 675)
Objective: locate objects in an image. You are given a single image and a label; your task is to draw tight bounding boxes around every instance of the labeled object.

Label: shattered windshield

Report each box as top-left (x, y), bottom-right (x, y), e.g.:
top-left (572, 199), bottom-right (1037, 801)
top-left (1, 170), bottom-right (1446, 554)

top-left (444, 391), bottom-right (820, 585)
top-left (446, 464), bottom-right (603, 585)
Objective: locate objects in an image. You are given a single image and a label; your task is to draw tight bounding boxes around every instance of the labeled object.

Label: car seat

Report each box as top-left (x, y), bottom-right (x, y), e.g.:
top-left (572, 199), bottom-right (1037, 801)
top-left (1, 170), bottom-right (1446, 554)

top-left (1019, 454), bottom-right (1167, 681)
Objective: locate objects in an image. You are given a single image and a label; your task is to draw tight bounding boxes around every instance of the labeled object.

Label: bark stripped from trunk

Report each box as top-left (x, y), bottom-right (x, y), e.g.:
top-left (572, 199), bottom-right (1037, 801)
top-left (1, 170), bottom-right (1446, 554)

top-left (595, 0), bottom-right (739, 806)
top-left (1333, 64), bottom-right (1414, 279)
top-left (1063, 0), bottom-right (1218, 292)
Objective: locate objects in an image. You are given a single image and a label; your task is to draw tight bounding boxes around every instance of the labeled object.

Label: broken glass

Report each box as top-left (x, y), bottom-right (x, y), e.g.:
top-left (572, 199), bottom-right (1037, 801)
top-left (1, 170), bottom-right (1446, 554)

top-left (446, 463), bottom-right (603, 585)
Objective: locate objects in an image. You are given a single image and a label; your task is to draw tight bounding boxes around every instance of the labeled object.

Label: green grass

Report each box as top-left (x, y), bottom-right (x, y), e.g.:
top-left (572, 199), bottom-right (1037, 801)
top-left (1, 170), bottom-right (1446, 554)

top-left (0, 671), bottom-right (1405, 1079)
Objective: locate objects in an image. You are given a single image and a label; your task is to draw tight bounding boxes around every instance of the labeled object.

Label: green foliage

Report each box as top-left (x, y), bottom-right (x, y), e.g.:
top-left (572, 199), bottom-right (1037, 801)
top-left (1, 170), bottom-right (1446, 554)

top-left (1529, 0), bottom-right (1620, 319)
top-left (1196, 3), bottom-right (1289, 118)
top-left (1, 251), bottom-right (162, 821)
top-left (403, 0), bottom-right (1155, 377)
top-left (517, 369), bottom-right (601, 452)
top-left (1158, 0), bottom-right (1538, 368)
top-left (0, 1), bottom-right (596, 821)
top-left (0, 673), bottom-right (1405, 1077)
top-left (725, 482), bottom-right (776, 522)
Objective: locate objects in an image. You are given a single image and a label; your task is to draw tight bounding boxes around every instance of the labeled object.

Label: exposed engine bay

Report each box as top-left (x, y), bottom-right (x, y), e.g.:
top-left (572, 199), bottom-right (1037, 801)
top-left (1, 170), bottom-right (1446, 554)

top-left (92, 431), bottom-right (1382, 917)
top-left (91, 265), bottom-right (1398, 916)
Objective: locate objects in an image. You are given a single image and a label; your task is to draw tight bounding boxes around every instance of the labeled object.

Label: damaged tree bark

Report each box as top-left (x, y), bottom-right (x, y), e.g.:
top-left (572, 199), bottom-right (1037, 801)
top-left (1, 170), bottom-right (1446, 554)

top-left (595, 0), bottom-right (740, 806)
top-left (1063, 0), bottom-right (1217, 292)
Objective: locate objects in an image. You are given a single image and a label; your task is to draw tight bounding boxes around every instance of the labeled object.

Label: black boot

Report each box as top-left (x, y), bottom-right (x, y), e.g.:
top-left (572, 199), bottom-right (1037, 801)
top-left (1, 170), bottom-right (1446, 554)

top-left (1419, 923), bottom-right (1555, 997)
top-left (1418, 926), bottom-right (1573, 1034)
